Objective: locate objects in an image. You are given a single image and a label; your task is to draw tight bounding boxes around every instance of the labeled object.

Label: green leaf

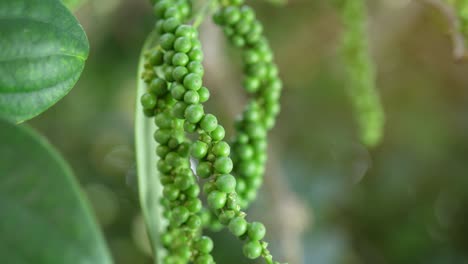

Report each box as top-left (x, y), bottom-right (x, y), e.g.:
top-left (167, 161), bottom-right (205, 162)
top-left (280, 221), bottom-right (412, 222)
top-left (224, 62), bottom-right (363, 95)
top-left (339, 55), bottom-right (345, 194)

top-left (135, 32), bottom-right (166, 263)
top-left (62, 0), bottom-right (87, 11)
top-left (0, 0), bottom-right (89, 123)
top-left (0, 118), bottom-right (112, 264)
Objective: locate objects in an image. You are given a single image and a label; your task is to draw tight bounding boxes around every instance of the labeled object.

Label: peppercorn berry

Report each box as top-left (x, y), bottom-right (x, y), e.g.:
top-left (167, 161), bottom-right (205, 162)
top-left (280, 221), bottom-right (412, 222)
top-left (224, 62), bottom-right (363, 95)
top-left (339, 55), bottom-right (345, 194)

top-left (248, 222), bottom-right (266, 241)
top-left (141, 93), bottom-right (157, 109)
top-left (216, 174), bottom-right (236, 193)
top-left (200, 114), bottom-right (218, 132)
top-left (212, 141), bottom-right (230, 156)
top-left (172, 206), bottom-right (189, 226)
top-left (195, 236), bottom-right (214, 253)
top-left (183, 73), bottom-right (202, 90)
top-left (213, 157), bottom-right (233, 174)
top-left (174, 36), bottom-right (192, 53)
top-left (184, 90), bottom-right (200, 104)
top-left (191, 140), bottom-right (208, 159)
top-left (243, 240), bottom-right (262, 259)
top-left (228, 217), bottom-right (248, 237)
top-left (207, 190), bottom-right (227, 209)
top-left (185, 104), bottom-right (204, 123)
top-left (196, 161), bottom-right (212, 178)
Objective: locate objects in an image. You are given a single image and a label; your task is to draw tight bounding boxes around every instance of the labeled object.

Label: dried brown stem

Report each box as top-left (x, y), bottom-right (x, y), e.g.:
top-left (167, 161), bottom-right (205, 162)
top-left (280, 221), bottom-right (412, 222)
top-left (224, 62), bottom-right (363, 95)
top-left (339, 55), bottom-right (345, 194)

top-left (418, 0), bottom-right (468, 61)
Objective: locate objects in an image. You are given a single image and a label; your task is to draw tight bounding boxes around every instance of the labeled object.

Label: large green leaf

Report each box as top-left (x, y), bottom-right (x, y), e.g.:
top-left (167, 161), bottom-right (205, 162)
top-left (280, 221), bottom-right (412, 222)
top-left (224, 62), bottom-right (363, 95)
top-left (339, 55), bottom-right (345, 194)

top-left (135, 32), bottom-right (166, 264)
top-left (0, 119), bottom-right (112, 264)
top-left (62, 0), bottom-right (86, 11)
top-left (0, 0), bottom-right (89, 123)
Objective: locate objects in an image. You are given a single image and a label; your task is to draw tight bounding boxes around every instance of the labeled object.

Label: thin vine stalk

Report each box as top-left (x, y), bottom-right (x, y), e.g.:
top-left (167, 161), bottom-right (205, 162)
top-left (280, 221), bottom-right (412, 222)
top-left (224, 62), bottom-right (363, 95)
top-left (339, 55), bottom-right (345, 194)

top-left (192, 0), bottom-right (219, 28)
top-left (135, 30), bottom-right (166, 264)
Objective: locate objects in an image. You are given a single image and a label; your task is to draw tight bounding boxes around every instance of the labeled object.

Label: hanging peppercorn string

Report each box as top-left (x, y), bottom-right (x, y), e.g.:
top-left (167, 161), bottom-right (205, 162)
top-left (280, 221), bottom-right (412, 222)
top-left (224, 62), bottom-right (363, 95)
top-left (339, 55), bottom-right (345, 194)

top-left (140, 0), bottom-right (286, 263)
top-left (212, 0), bottom-right (283, 209)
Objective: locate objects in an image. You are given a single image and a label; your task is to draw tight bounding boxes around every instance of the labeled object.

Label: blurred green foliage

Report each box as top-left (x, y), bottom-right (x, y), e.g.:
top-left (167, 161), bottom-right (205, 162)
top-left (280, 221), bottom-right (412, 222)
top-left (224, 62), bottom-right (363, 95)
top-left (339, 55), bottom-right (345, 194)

top-left (24, 0), bottom-right (468, 263)
top-left (338, 0), bottom-right (384, 147)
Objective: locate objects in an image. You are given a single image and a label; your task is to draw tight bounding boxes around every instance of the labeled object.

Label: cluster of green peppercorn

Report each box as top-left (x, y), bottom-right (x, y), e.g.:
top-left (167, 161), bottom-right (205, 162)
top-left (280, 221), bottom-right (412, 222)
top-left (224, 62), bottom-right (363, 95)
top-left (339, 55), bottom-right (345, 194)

top-left (140, 0), bottom-right (285, 263)
top-left (212, 1), bottom-right (283, 208)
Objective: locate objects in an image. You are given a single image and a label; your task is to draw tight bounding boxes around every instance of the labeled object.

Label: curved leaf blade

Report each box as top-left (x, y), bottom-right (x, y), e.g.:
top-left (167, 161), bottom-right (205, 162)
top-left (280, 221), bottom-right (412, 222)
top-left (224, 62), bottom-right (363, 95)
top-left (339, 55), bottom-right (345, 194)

top-left (0, 119), bottom-right (112, 264)
top-left (0, 0), bottom-right (89, 123)
top-left (62, 0), bottom-right (86, 11)
top-left (135, 32), bottom-right (166, 263)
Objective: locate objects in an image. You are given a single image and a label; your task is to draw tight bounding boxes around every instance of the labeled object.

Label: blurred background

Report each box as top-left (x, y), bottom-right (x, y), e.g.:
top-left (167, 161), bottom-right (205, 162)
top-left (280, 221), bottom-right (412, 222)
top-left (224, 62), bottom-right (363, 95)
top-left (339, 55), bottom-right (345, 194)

top-left (28, 0), bottom-right (468, 263)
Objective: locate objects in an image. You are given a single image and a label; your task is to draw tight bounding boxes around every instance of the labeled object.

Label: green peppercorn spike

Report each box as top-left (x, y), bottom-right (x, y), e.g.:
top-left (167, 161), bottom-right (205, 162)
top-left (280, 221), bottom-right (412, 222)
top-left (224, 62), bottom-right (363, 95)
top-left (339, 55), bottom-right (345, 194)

top-left (142, 1), bottom-right (285, 262)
